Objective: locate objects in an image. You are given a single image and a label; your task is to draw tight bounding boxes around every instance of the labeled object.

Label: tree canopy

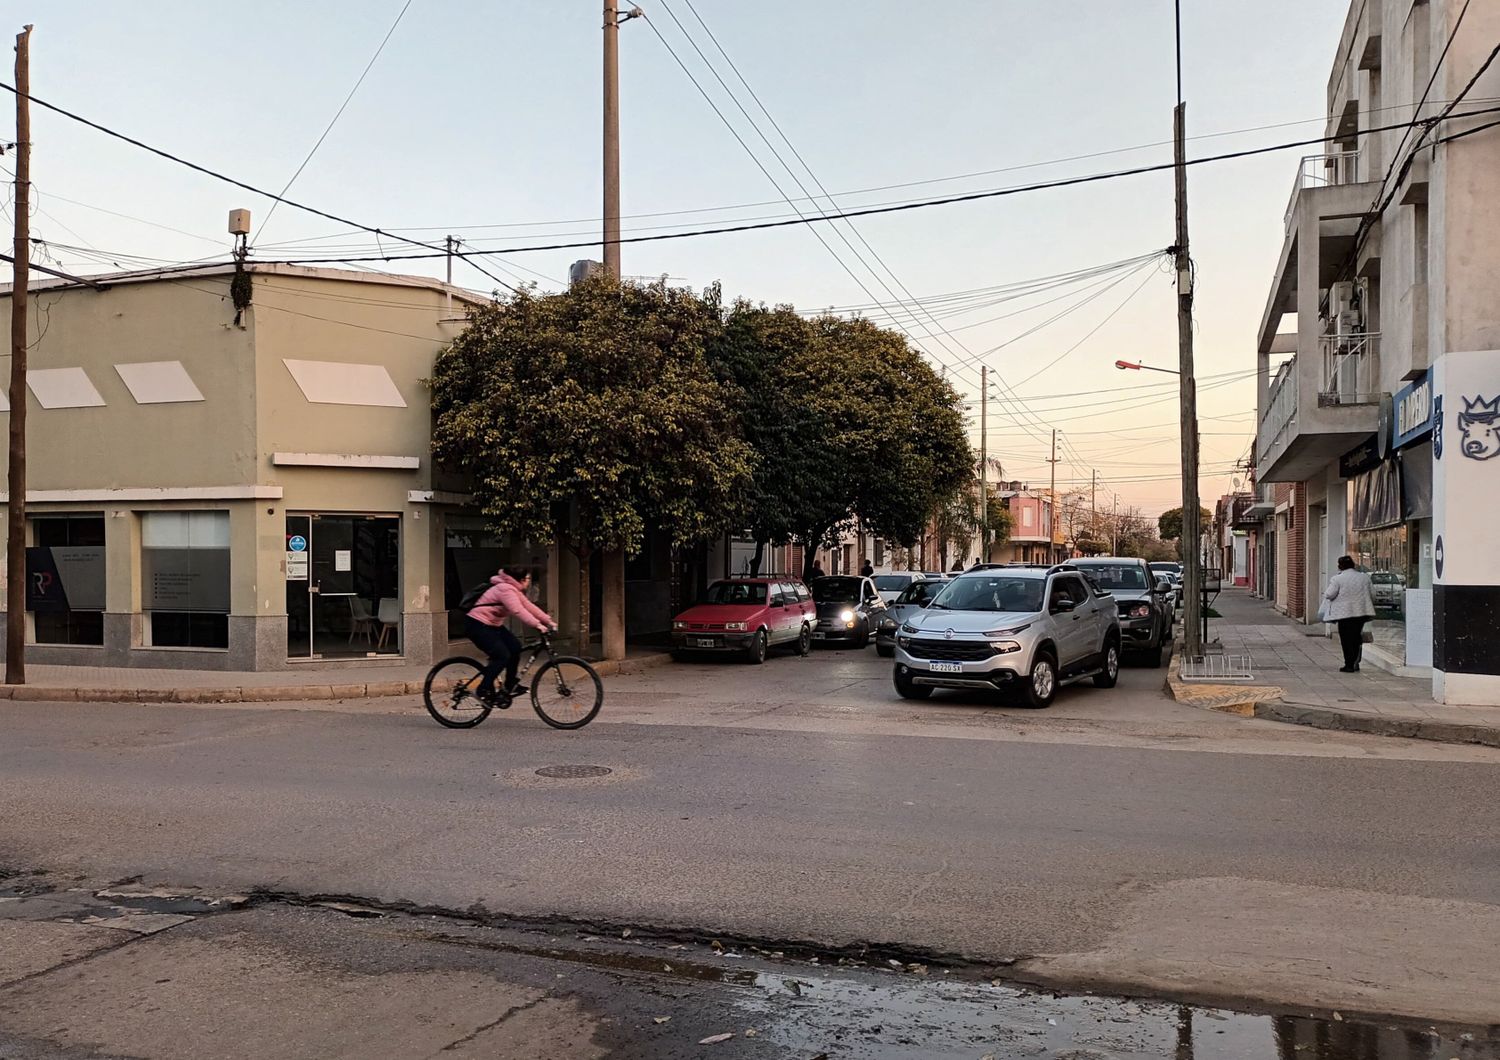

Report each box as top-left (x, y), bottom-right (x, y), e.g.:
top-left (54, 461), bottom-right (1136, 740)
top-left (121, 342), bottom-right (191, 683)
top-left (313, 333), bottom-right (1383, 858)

top-left (1157, 506), bottom-right (1212, 543)
top-left (431, 276), bottom-right (753, 557)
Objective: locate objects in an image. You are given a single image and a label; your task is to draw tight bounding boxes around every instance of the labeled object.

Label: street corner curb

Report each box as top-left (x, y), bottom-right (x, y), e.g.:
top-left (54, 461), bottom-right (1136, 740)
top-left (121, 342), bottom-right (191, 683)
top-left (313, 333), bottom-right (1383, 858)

top-left (1254, 699), bottom-right (1500, 748)
top-left (1164, 673), bottom-right (1283, 717)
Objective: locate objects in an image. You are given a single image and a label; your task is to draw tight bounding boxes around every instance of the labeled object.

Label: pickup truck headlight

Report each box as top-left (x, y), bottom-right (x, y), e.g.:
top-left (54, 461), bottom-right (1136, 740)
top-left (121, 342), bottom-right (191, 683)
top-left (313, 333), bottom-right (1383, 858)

top-left (986, 624), bottom-right (1032, 637)
top-left (988, 640), bottom-right (1022, 653)
top-left (1125, 604), bottom-right (1152, 619)
top-left (901, 622), bottom-right (919, 634)
top-left (722, 621), bottom-right (748, 631)
top-left (839, 609), bottom-right (855, 623)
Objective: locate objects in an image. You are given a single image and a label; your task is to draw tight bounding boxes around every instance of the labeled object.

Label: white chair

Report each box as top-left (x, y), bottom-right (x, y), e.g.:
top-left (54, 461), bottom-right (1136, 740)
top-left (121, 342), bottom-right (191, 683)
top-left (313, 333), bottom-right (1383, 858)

top-left (375, 597), bottom-right (400, 651)
top-left (347, 597), bottom-right (376, 645)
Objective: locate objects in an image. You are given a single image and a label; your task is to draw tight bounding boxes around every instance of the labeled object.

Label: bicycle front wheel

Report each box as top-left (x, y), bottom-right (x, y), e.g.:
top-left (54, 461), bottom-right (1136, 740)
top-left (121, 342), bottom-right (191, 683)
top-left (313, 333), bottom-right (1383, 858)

top-left (530, 656), bottom-right (604, 730)
top-left (424, 657), bottom-right (494, 729)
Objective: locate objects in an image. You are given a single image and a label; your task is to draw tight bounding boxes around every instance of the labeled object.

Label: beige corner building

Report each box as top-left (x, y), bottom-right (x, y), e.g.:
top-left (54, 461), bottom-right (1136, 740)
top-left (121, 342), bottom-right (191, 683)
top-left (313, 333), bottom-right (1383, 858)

top-left (0, 263), bottom-right (567, 671)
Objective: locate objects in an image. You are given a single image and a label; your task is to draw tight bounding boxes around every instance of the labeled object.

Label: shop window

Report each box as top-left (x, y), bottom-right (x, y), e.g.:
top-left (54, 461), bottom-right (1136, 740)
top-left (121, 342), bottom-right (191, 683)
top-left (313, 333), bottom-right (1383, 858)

top-left (27, 514), bottom-right (106, 645)
top-left (142, 511), bottom-right (231, 650)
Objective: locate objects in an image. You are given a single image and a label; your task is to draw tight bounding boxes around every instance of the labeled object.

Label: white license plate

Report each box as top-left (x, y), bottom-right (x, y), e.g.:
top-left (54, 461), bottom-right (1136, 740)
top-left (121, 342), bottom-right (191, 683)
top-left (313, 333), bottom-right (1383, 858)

top-left (694, 638), bottom-right (717, 648)
top-left (928, 661), bottom-right (962, 673)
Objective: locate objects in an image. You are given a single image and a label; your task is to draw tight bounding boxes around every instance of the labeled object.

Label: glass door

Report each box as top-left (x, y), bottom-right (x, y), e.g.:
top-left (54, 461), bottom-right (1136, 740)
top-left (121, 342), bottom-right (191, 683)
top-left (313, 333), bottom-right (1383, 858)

top-left (286, 514), bottom-right (401, 659)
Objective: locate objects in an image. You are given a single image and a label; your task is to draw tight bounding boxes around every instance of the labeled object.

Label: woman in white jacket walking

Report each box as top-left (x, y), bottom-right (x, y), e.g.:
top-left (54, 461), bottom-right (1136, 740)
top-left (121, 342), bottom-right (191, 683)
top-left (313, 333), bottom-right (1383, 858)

top-left (1323, 555), bottom-right (1377, 672)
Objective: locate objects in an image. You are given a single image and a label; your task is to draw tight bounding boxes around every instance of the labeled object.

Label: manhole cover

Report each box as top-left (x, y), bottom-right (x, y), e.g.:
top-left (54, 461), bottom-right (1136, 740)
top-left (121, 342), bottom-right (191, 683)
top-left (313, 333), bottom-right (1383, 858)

top-left (535, 765), bottom-right (613, 779)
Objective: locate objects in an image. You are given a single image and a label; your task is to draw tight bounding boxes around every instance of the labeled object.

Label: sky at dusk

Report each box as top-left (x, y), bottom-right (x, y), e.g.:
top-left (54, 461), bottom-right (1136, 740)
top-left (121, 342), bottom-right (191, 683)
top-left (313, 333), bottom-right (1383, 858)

top-left (8, 1), bottom-right (1350, 517)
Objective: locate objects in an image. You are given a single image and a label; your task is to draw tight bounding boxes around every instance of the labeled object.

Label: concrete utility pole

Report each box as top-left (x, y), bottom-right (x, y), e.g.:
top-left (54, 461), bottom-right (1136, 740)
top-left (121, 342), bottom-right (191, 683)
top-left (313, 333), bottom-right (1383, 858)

top-left (1090, 469), bottom-right (1097, 550)
top-left (1047, 429), bottom-right (1060, 561)
top-left (1173, 0), bottom-right (1203, 657)
top-left (444, 235), bottom-right (456, 314)
top-left (979, 365), bottom-right (988, 562)
top-left (6, 25), bottom-right (32, 685)
top-left (599, 1), bottom-right (639, 661)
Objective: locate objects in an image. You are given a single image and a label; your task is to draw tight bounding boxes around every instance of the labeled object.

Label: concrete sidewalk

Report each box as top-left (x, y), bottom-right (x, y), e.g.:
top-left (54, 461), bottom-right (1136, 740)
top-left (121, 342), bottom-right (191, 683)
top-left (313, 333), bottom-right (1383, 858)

top-left (0, 649), bottom-right (671, 704)
top-left (1170, 588), bottom-right (1500, 747)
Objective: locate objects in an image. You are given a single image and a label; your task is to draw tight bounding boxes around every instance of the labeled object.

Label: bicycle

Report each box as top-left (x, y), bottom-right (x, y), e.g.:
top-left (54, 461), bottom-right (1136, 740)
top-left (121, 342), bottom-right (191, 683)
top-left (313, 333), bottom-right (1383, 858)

top-left (422, 632), bottom-right (604, 730)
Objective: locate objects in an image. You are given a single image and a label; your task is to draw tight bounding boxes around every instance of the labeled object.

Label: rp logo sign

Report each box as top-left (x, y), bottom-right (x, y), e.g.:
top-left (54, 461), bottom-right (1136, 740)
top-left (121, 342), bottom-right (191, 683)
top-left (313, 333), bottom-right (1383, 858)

top-left (31, 571), bottom-right (53, 596)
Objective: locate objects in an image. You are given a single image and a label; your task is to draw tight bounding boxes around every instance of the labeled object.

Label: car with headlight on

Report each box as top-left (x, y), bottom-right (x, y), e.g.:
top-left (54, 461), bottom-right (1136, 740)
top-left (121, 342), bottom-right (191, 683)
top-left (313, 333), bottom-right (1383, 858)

top-left (875, 577), bottom-right (946, 657)
top-left (671, 576), bottom-right (815, 664)
top-left (1071, 557), bottom-right (1174, 667)
top-left (892, 565), bottom-right (1120, 708)
top-left (809, 575), bottom-right (888, 648)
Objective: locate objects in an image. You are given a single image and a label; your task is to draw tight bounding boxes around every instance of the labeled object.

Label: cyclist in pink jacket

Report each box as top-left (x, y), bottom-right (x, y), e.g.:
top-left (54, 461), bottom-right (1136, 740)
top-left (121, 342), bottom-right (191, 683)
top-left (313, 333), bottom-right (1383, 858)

top-left (466, 567), bottom-right (557, 702)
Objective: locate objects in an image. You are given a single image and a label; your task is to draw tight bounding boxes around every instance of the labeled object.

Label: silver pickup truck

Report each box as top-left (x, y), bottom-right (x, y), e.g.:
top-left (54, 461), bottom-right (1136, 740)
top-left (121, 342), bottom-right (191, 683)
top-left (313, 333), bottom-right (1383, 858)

top-left (891, 564), bottom-right (1122, 708)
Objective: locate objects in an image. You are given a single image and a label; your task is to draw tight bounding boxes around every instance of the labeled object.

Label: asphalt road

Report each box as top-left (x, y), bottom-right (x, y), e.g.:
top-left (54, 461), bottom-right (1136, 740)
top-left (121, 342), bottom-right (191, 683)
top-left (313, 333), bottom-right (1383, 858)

top-left (2, 646), bottom-right (1498, 1024)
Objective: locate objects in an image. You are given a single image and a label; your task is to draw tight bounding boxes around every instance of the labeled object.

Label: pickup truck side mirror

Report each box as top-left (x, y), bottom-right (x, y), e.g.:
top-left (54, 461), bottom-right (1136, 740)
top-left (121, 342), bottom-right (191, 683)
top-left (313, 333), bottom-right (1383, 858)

top-left (1052, 598), bottom-right (1077, 614)
top-left (1154, 577), bottom-right (1172, 593)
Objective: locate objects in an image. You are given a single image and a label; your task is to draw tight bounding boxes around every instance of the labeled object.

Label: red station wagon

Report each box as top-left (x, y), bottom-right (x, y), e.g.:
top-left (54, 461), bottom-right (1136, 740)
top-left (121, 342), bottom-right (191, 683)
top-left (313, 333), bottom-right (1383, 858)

top-left (670, 576), bottom-right (816, 664)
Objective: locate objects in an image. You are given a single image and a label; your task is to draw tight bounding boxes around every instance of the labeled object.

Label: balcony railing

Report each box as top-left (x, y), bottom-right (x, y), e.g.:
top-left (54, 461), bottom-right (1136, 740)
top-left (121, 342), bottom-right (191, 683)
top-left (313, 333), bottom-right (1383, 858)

top-left (1318, 331), bottom-right (1380, 406)
top-left (1284, 151), bottom-right (1362, 224)
top-left (1257, 355), bottom-right (1298, 464)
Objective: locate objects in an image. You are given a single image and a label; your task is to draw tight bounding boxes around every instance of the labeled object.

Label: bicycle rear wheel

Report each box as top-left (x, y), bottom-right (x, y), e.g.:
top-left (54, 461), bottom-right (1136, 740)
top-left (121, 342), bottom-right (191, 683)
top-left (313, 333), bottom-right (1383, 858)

top-left (424, 657), bottom-right (494, 729)
top-left (530, 656), bottom-right (604, 730)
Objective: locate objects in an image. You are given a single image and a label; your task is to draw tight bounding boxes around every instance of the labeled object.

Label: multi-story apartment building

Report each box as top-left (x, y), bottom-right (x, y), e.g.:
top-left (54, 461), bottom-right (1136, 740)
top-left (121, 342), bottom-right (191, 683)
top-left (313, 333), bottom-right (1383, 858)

top-left (1253, 0), bottom-right (1500, 704)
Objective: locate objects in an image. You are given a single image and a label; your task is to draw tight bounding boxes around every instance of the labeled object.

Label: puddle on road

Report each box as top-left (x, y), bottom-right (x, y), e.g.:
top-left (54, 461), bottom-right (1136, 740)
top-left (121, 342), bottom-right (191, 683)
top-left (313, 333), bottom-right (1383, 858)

top-left (730, 968), bottom-right (1495, 1060)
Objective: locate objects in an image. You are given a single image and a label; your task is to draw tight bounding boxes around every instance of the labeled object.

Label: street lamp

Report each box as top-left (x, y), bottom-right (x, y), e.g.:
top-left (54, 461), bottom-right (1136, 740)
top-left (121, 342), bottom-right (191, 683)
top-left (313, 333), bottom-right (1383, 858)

top-left (1115, 360), bottom-right (1180, 375)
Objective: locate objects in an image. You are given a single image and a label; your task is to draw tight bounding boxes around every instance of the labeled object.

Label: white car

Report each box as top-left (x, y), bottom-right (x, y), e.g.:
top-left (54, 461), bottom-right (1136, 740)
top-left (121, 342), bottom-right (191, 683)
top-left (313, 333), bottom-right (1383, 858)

top-left (872, 572), bottom-right (924, 604)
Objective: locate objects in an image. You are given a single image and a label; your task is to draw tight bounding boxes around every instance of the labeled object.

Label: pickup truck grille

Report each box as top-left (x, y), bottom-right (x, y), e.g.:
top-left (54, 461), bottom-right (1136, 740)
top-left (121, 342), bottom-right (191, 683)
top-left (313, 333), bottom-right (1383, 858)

top-left (905, 638), bottom-right (997, 662)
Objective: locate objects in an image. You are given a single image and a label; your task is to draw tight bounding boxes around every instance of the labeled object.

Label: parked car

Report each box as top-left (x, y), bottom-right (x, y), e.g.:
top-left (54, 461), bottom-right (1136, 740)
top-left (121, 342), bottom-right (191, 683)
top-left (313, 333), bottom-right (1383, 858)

top-left (1071, 557), bottom-right (1174, 667)
top-left (872, 572), bottom-right (922, 604)
top-left (876, 578), bottom-right (947, 657)
top-left (1371, 570), bottom-right (1405, 611)
top-left (1149, 562), bottom-right (1184, 609)
top-left (671, 576), bottom-right (815, 664)
top-left (810, 575), bottom-right (889, 648)
top-left (892, 565), bottom-right (1121, 708)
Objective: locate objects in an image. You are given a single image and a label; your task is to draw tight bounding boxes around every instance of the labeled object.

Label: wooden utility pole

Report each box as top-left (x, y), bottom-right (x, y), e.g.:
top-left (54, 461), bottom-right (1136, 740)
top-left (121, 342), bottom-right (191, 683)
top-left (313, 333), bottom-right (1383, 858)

top-left (598, 2), bottom-right (638, 660)
top-left (602, 0), bottom-right (623, 278)
top-left (1174, 2), bottom-right (1203, 656)
top-left (6, 25), bottom-right (32, 685)
top-left (978, 365), bottom-right (988, 562)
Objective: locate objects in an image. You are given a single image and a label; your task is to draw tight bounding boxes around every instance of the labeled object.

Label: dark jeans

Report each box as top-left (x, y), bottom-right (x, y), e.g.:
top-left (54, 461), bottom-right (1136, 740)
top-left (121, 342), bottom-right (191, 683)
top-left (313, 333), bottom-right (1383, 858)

top-left (1336, 617), bottom-right (1369, 670)
top-left (466, 617), bottom-right (521, 695)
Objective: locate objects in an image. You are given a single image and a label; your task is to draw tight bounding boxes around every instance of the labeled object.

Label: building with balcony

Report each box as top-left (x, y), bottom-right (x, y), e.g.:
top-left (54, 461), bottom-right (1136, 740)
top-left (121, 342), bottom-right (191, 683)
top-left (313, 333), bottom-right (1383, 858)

top-left (1252, 0), bottom-right (1500, 704)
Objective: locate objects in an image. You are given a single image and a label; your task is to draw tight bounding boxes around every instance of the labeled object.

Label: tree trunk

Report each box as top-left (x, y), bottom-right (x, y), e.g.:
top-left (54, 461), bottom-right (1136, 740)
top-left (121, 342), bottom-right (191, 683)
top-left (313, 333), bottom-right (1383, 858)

top-left (750, 539), bottom-right (765, 576)
top-left (573, 543), bottom-right (594, 658)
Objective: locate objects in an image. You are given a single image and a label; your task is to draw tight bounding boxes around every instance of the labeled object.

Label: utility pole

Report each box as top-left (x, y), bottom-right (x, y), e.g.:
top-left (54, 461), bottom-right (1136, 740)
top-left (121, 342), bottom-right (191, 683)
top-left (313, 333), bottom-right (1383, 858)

top-left (1047, 428), bottom-right (1060, 562)
top-left (1111, 497), bottom-right (1119, 555)
top-left (979, 365), bottom-right (988, 562)
top-left (598, 2), bottom-right (639, 661)
top-left (1090, 469), bottom-right (1097, 552)
top-left (1174, 0), bottom-right (1203, 656)
top-left (444, 235), bottom-right (456, 314)
top-left (6, 25), bottom-right (32, 685)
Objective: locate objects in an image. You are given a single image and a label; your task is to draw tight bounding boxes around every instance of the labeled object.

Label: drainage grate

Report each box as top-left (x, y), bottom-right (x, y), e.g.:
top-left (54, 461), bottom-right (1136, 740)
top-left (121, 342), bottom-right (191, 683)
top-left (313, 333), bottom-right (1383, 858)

top-left (535, 765), bottom-right (613, 779)
top-left (1179, 653), bottom-right (1255, 682)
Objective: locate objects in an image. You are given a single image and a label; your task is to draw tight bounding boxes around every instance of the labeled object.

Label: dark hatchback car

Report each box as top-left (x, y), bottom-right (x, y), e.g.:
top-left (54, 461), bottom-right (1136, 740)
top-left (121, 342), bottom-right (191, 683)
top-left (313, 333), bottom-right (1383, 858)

top-left (1069, 557), bottom-right (1174, 667)
top-left (809, 575), bottom-right (888, 648)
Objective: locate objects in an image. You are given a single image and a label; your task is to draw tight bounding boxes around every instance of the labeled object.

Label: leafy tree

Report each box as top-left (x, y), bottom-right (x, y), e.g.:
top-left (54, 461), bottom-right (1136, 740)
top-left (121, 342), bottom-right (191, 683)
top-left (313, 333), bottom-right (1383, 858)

top-left (981, 495), bottom-right (1013, 561)
top-left (431, 277), bottom-right (753, 640)
top-left (711, 310), bottom-right (973, 580)
top-left (706, 302), bottom-right (847, 575)
top-left (935, 487), bottom-right (980, 570)
top-left (1157, 506), bottom-right (1212, 543)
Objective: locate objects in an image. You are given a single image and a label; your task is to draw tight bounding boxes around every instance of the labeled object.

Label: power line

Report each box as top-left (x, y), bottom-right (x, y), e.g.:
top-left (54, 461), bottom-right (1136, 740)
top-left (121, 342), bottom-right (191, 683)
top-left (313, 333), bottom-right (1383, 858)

top-left (0, 79), bottom-right (518, 293)
top-left (259, 0), bottom-right (417, 236)
top-left (234, 104), bottom-right (1500, 264)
